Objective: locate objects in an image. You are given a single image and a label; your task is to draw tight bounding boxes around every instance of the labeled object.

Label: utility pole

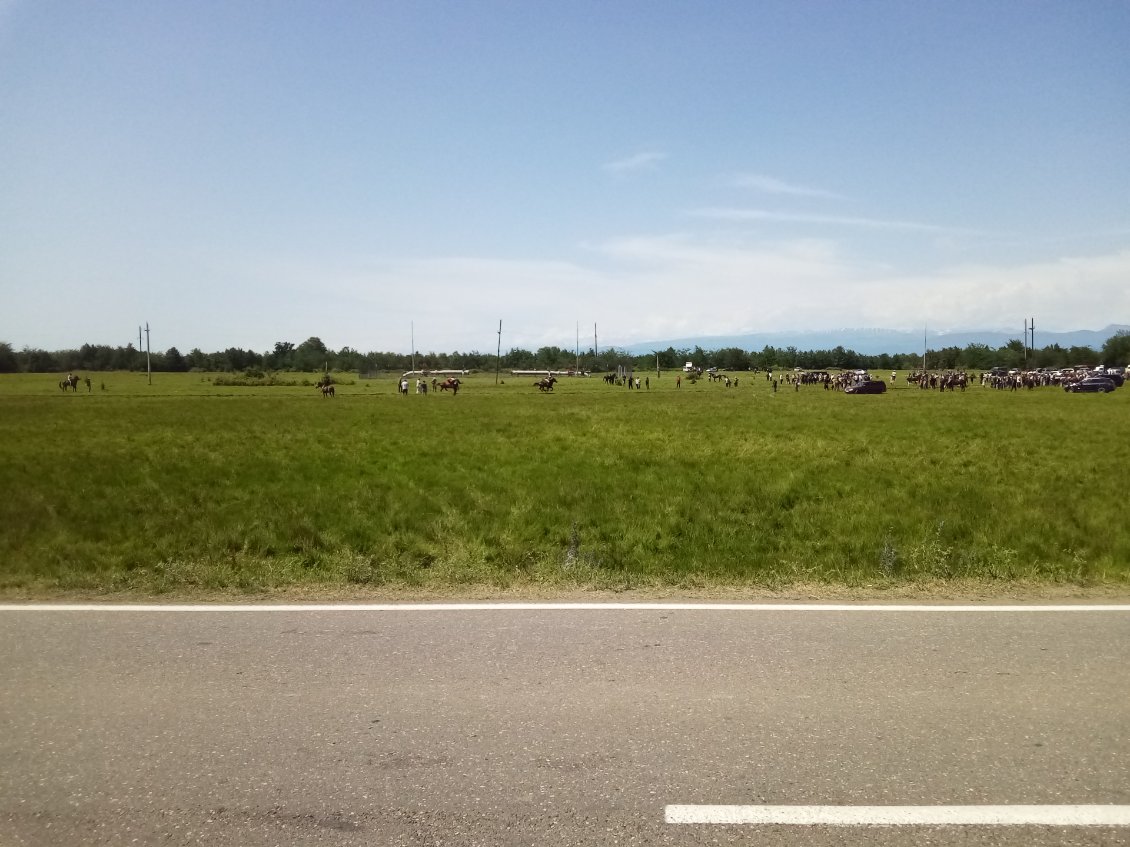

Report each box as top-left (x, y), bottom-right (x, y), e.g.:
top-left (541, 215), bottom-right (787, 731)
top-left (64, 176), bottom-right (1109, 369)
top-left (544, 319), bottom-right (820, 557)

top-left (575, 321), bottom-right (579, 373)
top-left (495, 320), bottom-right (502, 385)
top-left (411, 321), bottom-right (415, 375)
top-left (144, 322), bottom-right (151, 385)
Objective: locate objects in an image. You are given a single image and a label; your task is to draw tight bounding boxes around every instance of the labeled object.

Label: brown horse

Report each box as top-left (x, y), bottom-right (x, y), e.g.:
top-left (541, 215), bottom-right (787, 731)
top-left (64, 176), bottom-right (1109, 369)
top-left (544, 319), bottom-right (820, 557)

top-left (59, 374), bottom-right (79, 392)
top-left (535, 376), bottom-right (557, 392)
top-left (320, 384), bottom-right (335, 398)
top-left (439, 377), bottom-right (461, 395)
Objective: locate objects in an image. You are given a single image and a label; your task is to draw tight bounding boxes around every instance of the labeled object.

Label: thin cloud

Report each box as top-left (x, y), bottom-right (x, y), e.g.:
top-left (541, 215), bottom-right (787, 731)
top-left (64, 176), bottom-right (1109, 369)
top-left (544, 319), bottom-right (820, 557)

top-left (20, 237), bottom-right (1126, 354)
top-left (734, 173), bottom-right (844, 199)
top-left (690, 207), bottom-right (974, 235)
top-left (602, 151), bottom-right (667, 174)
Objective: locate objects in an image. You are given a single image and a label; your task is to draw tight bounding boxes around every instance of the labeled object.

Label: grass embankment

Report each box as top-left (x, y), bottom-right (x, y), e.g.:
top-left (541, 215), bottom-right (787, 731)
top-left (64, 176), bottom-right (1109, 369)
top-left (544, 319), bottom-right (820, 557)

top-left (1, 370), bottom-right (1127, 597)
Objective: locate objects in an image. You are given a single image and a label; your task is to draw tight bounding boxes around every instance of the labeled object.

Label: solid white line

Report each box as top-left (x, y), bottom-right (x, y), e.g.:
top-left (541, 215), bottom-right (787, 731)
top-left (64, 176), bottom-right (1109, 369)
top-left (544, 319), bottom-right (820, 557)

top-left (665, 805), bottom-right (1130, 826)
top-left (1, 602), bottom-right (1129, 613)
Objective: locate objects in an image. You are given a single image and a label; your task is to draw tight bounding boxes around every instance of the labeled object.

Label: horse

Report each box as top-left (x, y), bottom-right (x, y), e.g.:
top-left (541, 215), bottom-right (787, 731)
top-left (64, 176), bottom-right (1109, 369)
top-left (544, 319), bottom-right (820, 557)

top-left (439, 377), bottom-right (460, 395)
top-left (535, 376), bottom-right (557, 392)
top-left (59, 374), bottom-right (79, 392)
top-left (320, 384), bottom-right (335, 398)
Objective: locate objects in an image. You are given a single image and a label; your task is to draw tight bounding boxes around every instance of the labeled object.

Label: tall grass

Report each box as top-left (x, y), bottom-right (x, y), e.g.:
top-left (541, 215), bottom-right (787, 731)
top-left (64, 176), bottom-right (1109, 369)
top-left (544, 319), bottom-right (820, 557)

top-left (1, 371), bottom-right (1127, 594)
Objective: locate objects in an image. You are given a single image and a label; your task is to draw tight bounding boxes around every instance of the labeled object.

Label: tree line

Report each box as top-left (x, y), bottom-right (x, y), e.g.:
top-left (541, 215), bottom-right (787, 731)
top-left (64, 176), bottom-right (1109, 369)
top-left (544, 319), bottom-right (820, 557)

top-left (2, 332), bottom-right (1128, 375)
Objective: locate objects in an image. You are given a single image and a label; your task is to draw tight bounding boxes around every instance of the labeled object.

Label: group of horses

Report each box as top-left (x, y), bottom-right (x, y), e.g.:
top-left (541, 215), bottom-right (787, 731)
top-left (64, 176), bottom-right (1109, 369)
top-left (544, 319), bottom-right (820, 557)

top-left (908, 371), bottom-right (968, 391)
top-left (318, 374), bottom-right (466, 398)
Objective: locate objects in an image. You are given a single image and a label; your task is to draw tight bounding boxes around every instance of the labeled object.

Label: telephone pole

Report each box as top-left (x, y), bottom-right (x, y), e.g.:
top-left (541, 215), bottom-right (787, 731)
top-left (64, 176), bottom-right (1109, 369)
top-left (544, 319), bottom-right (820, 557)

top-left (495, 320), bottom-right (502, 385)
top-left (144, 322), bottom-right (151, 385)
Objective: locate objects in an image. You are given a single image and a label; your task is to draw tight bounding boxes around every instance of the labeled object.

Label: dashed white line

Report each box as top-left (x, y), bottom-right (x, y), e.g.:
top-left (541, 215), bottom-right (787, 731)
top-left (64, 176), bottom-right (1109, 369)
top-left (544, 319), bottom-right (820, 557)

top-left (665, 805), bottom-right (1130, 826)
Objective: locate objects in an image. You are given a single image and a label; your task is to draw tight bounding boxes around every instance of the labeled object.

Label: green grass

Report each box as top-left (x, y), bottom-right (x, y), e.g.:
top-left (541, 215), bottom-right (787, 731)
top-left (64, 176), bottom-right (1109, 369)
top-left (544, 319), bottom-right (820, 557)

top-left (2, 370), bottom-right (1128, 596)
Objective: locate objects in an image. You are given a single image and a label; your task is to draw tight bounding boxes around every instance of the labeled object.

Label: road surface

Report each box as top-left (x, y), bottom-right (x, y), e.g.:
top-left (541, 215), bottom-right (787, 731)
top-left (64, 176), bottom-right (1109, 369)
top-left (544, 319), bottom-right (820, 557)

top-left (2, 603), bottom-right (1129, 845)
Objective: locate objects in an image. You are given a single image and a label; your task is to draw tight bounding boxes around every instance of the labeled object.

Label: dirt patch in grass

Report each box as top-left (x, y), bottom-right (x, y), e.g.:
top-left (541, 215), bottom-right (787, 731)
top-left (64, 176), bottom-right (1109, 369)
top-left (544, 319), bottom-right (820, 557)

top-left (4, 579), bottom-right (1129, 604)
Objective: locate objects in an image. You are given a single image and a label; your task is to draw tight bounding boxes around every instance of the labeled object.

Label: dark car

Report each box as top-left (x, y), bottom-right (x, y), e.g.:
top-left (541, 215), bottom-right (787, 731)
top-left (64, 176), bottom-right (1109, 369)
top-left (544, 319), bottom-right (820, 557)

top-left (845, 379), bottom-right (887, 394)
top-left (1065, 377), bottom-right (1116, 393)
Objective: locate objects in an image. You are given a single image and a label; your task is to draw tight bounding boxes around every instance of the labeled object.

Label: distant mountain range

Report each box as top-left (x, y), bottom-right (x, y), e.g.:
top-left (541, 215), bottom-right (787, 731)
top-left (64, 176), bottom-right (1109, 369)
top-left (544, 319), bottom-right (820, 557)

top-left (618, 325), bottom-right (1130, 357)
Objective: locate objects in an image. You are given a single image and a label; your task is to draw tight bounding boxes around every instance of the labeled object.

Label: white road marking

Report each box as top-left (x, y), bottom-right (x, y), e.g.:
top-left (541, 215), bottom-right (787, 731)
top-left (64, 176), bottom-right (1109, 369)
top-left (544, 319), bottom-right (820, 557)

top-left (665, 805), bottom-right (1130, 826)
top-left (1, 602), bottom-right (1129, 612)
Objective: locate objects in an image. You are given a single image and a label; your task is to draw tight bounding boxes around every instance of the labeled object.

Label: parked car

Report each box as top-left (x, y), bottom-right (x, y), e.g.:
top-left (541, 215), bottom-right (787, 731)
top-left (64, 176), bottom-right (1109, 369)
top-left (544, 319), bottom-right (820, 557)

top-left (845, 379), bottom-right (887, 394)
top-left (1095, 369), bottom-right (1125, 386)
top-left (1065, 377), bottom-right (1116, 393)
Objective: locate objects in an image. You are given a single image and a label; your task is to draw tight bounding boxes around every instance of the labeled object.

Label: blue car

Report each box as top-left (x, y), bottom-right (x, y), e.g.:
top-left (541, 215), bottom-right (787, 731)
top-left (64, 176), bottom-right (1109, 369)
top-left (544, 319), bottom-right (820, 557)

top-left (1065, 377), bottom-right (1116, 393)
top-left (845, 379), bottom-right (887, 394)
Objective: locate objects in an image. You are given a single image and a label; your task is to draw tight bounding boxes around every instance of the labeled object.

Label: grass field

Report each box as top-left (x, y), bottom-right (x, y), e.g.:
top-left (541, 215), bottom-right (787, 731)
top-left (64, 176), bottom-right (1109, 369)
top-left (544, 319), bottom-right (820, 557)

top-left (2, 370), bottom-right (1127, 597)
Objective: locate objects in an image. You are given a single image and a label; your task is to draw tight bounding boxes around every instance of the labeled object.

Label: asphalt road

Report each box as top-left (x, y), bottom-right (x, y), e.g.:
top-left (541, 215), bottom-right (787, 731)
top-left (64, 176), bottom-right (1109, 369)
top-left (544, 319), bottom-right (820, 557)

top-left (2, 604), bottom-right (1129, 846)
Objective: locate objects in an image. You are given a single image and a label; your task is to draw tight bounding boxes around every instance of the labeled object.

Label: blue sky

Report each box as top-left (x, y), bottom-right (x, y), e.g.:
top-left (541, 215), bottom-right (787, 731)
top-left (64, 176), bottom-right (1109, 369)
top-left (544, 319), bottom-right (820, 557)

top-left (2, 1), bottom-right (1128, 355)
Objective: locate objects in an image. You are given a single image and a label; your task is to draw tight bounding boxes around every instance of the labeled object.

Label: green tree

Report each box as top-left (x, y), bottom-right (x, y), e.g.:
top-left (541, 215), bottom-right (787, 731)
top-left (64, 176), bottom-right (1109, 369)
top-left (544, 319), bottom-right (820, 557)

top-left (1031, 343), bottom-right (1066, 369)
top-left (265, 341), bottom-right (295, 370)
top-left (293, 337), bottom-right (329, 371)
top-left (716, 347), bottom-right (750, 371)
top-left (933, 346), bottom-right (962, 370)
top-left (164, 347), bottom-right (188, 372)
top-left (957, 343), bottom-right (993, 370)
top-left (109, 344), bottom-right (137, 370)
top-left (186, 348), bottom-right (211, 370)
top-left (20, 347), bottom-right (60, 371)
top-left (656, 346), bottom-right (680, 369)
top-left (0, 342), bottom-right (18, 372)
top-left (535, 346), bottom-right (568, 369)
top-left (1100, 331), bottom-right (1130, 367)
top-left (996, 339), bottom-right (1025, 368)
top-left (1066, 345), bottom-right (1098, 367)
